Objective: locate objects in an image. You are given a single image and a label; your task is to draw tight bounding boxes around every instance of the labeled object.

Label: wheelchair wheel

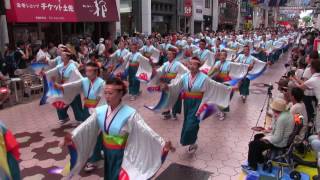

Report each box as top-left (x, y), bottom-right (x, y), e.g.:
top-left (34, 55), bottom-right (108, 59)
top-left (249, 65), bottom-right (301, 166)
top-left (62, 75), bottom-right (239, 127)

top-left (263, 162), bottom-right (273, 173)
top-left (289, 171), bottom-right (301, 180)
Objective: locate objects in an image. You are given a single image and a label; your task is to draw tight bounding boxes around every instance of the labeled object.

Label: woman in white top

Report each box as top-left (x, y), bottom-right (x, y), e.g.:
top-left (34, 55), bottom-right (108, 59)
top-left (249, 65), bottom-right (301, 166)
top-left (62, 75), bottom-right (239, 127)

top-left (289, 87), bottom-right (308, 140)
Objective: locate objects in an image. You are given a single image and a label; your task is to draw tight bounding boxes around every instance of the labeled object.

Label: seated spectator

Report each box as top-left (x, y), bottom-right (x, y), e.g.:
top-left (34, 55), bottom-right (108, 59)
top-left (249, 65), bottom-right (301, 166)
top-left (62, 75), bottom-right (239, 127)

top-left (289, 87), bottom-right (308, 141)
top-left (36, 43), bottom-right (51, 62)
top-left (245, 99), bottom-right (294, 170)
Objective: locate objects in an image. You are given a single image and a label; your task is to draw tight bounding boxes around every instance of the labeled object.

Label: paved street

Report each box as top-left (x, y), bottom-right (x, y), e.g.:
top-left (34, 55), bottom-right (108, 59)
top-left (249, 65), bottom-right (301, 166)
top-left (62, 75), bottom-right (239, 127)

top-left (1, 51), bottom-right (289, 180)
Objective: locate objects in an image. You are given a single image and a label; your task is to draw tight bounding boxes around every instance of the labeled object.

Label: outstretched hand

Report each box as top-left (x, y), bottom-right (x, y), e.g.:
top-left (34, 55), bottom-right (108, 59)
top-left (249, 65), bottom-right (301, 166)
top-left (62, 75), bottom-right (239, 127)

top-left (164, 141), bottom-right (175, 152)
top-left (60, 132), bottom-right (73, 147)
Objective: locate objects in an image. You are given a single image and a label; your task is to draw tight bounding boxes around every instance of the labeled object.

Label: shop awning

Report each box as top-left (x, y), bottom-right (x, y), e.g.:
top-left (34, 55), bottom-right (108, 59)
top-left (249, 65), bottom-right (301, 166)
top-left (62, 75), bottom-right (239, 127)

top-left (6, 0), bottom-right (119, 23)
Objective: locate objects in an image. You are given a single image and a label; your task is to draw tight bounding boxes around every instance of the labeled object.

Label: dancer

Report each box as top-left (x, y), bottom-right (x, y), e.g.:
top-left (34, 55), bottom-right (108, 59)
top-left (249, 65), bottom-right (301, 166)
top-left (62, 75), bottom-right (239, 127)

top-left (234, 45), bottom-right (256, 103)
top-left (62, 78), bottom-right (174, 180)
top-left (155, 57), bottom-right (232, 153)
top-left (43, 47), bottom-right (85, 123)
top-left (149, 48), bottom-right (189, 120)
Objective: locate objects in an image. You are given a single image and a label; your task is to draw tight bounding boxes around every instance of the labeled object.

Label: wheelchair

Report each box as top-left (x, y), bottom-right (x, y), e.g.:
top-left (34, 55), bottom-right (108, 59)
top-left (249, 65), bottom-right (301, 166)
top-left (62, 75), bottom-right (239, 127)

top-left (262, 114), bottom-right (318, 180)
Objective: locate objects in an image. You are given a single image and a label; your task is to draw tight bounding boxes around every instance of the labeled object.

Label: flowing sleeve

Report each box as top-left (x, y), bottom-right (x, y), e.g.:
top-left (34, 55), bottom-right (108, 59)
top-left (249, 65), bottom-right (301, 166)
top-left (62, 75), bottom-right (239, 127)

top-left (200, 51), bottom-right (215, 74)
top-left (174, 63), bottom-right (189, 83)
top-left (150, 47), bottom-right (160, 63)
top-left (246, 58), bottom-right (267, 80)
top-left (201, 78), bottom-right (232, 108)
top-left (64, 112), bottom-right (100, 177)
top-left (145, 76), bottom-right (184, 111)
top-left (228, 62), bottom-right (249, 80)
top-left (196, 78), bottom-right (232, 121)
top-left (136, 55), bottom-right (153, 83)
top-left (146, 66), bottom-right (164, 89)
top-left (46, 69), bottom-right (83, 106)
top-left (111, 53), bottom-right (130, 78)
top-left (45, 66), bottom-right (59, 82)
top-left (121, 112), bottom-right (166, 180)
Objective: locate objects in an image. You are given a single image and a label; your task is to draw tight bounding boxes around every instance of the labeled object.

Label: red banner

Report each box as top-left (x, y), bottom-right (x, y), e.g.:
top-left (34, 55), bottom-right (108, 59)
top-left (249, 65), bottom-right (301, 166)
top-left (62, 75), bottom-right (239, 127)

top-left (6, 0), bottom-right (119, 23)
top-left (184, 0), bottom-right (192, 17)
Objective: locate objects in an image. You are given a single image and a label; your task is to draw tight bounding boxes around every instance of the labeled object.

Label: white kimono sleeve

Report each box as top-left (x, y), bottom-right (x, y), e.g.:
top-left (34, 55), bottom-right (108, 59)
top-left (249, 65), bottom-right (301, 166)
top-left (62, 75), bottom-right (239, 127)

top-left (60, 79), bottom-right (83, 105)
top-left (67, 113), bottom-right (100, 177)
top-left (122, 112), bottom-right (165, 179)
top-left (145, 77), bottom-right (184, 111)
top-left (228, 62), bottom-right (249, 79)
top-left (200, 78), bottom-right (232, 108)
top-left (200, 51), bottom-right (215, 74)
top-left (46, 69), bottom-right (83, 105)
top-left (45, 66), bottom-right (59, 82)
top-left (136, 55), bottom-right (153, 82)
top-left (249, 58), bottom-right (267, 75)
top-left (150, 47), bottom-right (160, 64)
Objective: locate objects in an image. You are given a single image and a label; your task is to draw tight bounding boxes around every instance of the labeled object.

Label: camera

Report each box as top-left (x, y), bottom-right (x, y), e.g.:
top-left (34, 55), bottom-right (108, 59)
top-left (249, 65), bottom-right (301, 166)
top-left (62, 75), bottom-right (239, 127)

top-left (263, 83), bottom-right (273, 90)
top-left (263, 83), bottom-right (273, 95)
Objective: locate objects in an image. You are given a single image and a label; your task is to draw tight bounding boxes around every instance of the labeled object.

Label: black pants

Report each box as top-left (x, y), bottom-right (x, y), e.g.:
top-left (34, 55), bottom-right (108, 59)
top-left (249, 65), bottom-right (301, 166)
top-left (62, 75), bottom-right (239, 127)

top-left (303, 96), bottom-right (317, 122)
top-left (248, 139), bottom-right (274, 170)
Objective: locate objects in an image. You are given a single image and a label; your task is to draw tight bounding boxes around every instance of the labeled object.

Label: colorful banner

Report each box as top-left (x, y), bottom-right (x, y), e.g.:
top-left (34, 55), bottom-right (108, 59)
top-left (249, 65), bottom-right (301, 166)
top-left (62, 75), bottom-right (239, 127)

top-left (6, 0), bottom-right (119, 23)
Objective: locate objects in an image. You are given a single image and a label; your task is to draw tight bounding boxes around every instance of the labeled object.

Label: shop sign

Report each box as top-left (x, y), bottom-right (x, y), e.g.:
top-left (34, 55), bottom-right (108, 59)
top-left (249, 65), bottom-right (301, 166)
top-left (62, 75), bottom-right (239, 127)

top-left (6, 0), bottom-right (119, 22)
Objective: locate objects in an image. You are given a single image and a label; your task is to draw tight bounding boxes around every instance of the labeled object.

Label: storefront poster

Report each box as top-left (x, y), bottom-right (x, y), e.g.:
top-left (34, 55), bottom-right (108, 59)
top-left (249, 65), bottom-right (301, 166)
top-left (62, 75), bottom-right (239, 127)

top-left (6, 0), bottom-right (119, 22)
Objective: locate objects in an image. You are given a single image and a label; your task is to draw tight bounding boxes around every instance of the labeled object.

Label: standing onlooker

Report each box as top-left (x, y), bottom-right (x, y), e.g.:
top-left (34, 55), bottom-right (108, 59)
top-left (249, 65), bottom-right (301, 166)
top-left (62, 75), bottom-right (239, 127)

top-left (96, 38), bottom-right (106, 60)
top-left (48, 42), bottom-right (58, 58)
top-left (292, 51), bottom-right (318, 122)
top-left (14, 41), bottom-right (30, 70)
top-left (36, 43), bottom-right (51, 62)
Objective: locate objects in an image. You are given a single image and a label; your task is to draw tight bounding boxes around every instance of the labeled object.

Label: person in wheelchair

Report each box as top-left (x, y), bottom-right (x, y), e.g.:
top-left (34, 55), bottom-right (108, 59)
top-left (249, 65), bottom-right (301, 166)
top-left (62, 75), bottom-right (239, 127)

top-left (245, 98), bottom-right (294, 171)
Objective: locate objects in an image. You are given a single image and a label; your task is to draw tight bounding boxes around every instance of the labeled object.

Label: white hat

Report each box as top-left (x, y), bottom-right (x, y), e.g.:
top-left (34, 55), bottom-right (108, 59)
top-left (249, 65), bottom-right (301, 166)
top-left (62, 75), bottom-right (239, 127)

top-left (99, 38), bottom-right (104, 43)
top-left (270, 98), bottom-right (287, 112)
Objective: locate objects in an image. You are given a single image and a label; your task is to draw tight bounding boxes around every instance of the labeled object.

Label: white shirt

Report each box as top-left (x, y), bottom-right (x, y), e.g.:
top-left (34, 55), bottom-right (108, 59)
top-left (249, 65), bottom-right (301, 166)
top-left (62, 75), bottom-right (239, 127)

top-left (302, 66), bottom-right (314, 96)
top-left (36, 49), bottom-right (51, 62)
top-left (96, 43), bottom-right (106, 56)
top-left (305, 73), bottom-right (320, 104)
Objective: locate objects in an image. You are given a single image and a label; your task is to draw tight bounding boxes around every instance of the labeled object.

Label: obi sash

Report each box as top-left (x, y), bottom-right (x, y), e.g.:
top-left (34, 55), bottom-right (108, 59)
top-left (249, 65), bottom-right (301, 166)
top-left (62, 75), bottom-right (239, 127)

top-left (181, 91), bottom-right (203, 99)
top-left (160, 73), bottom-right (177, 80)
top-left (84, 99), bottom-right (98, 108)
top-left (161, 61), bottom-right (178, 80)
top-left (102, 133), bottom-right (128, 150)
top-left (181, 72), bottom-right (206, 99)
top-left (82, 77), bottom-right (104, 108)
top-left (215, 61), bottom-right (231, 82)
top-left (96, 105), bottom-right (136, 149)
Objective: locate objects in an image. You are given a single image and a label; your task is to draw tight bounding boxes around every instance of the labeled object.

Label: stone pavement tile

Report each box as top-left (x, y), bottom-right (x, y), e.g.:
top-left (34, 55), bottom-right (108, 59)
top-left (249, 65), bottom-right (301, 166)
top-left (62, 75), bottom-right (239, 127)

top-left (211, 174), bottom-right (231, 180)
top-left (19, 159), bottom-right (39, 169)
top-left (218, 166), bottom-right (238, 176)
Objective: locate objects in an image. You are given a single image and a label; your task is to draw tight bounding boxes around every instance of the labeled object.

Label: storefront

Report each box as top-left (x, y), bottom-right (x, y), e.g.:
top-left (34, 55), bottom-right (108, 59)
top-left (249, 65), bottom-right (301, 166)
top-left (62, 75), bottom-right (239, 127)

top-left (218, 0), bottom-right (238, 30)
top-left (6, 0), bottom-right (119, 45)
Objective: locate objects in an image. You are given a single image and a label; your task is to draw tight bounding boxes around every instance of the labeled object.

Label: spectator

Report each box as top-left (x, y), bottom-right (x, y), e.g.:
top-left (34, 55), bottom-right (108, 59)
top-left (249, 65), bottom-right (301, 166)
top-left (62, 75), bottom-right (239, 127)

top-left (14, 41), bottom-right (30, 70)
top-left (96, 38), bottom-right (106, 59)
top-left (292, 51), bottom-right (318, 122)
top-left (48, 42), bottom-right (58, 58)
top-left (36, 43), bottom-right (51, 62)
top-left (289, 87), bottom-right (308, 140)
top-left (245, 99), bottom-right (294, 170)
